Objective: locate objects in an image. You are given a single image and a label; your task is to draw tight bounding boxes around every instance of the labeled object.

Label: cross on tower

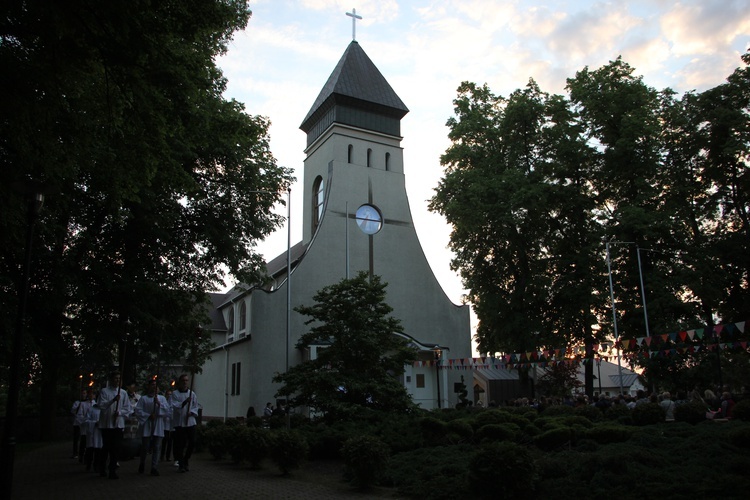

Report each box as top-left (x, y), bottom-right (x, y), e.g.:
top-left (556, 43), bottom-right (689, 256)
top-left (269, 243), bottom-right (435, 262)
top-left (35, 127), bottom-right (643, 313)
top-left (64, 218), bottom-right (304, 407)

top-left (346, 8), bottom-right (362, 41)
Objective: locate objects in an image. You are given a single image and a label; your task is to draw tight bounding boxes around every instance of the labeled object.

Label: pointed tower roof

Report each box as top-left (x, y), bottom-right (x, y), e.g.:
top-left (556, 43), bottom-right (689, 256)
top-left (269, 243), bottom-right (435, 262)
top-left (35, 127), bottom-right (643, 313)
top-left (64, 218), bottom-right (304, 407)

top-left (300, 41), bottom-right (409, 146)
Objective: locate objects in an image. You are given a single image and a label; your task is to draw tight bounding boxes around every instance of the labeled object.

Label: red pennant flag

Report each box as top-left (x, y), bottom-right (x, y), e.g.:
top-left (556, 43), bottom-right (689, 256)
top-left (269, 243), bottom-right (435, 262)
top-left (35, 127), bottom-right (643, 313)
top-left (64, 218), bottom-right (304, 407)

top-left (678, 331), bottom-right (687, 342)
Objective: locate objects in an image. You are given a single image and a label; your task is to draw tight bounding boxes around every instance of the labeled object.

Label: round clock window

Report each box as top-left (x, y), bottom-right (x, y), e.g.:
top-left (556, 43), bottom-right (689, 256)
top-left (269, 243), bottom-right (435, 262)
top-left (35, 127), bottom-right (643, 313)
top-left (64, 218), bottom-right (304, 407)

top-left (355, 204), bottom-right (383, 235)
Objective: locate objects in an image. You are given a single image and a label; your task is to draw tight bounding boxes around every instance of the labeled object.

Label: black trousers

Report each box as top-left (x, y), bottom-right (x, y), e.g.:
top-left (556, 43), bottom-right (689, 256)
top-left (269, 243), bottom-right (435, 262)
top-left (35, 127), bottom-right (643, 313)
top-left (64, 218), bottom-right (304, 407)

top-left (99, 428), bottom-right (123, 474)
top-left (160, 430), bottom-right (173, 460)
top-left (173, 426), bottom-right (195, 466)
top-left (72, 425), bottom-right (80, 456)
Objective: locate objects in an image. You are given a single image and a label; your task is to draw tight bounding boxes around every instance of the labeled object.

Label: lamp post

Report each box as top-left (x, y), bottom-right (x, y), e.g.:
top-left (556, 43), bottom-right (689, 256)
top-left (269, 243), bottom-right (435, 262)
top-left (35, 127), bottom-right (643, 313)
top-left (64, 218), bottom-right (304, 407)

top-left (1, 186), bottom-right (46, 499)
top-left (434, 347), bottom-right (442, 409)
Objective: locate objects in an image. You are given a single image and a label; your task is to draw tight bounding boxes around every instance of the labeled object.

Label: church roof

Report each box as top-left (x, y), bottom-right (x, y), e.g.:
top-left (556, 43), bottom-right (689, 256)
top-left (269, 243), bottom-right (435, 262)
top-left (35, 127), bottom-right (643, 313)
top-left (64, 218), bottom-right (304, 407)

top-left (300, 41), bottom-right (408, 135)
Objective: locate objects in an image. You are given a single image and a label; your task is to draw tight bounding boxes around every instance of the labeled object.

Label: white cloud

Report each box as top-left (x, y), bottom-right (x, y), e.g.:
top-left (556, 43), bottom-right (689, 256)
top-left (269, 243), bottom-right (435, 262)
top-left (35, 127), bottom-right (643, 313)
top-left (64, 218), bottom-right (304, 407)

top-left (661, 0), bottom-right (750, 56)
top-left (546, 4), bottom-right (643, 64)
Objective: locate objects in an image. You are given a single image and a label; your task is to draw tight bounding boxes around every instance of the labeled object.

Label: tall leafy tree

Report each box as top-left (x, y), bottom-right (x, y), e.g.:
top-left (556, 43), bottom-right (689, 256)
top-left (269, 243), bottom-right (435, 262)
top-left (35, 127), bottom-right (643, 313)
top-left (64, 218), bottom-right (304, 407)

top-left (696, 53), bottom-right (750, 321)
top-left (273, 272), bottom-right (417, 421)
top-left (432, 53), bottom-right (749, 393)
top-left (0, 0), bottom-right (293, 435)
top-left (431, 81), bottom-right (554, 357)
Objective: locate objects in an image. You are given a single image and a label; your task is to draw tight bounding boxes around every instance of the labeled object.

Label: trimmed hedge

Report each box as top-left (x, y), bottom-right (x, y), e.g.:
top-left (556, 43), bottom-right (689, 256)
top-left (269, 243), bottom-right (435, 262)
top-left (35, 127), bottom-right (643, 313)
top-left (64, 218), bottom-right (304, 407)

top-left (468, 442), bottom-right (537, 497)
top-left (342, 435), bottom-right (390, 489)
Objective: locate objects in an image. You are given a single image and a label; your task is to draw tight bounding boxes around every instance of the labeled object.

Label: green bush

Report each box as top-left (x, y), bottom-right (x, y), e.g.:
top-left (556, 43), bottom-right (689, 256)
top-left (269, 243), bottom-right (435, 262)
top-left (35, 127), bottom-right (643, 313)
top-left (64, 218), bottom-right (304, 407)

top-left (419, 416), bottom-right (448, 446)
top-left (541, 405), bottom-right (575, 417)
top-left (245, 415), bottom-right (264, 428)
top-left (228, 426), bottom-right (249, 463)
top-left (468, 442), bottom-right (537, 497)
top-left (203, 424), bottom-right (230, 460)
top-left (225, 417), bottom-right (242, 427)
top-left (475, 423), bottom-right (519, 443)
top-left (604, 403), bottom-right (632, 424)
top-left (562, 415), bottom-right (594, 429)
top-left (674, 402), bottom-right (708, 425)
top-left (575, 404), bottom-right (604, 422)
top-left (342, 435), bottom-right (390, 489)
top-left (585, 424), bottom-right (633, 444)
top-left (300, 421), bottom-right (359, 460)
top-left (731, 399), bottom-right (750, 421)
top-left (632, 403), bottom-right (665, 426)
top-left (533, 416), bottom-right (567, 432)
top-left (372, 413), bottom-right (424, 453)
top-left (533, 427), bottom-right (573, 451)
top-left (726, 426), bottom-right (750, 448)
top-left (474, 409), bottom-right (513, 427)
top-left (229, 426), bottom-right (269, 468)
top-left (384, 445), bottom-right (473, 498)
top-left (446, 418), bottom-right (474, 443)
top-left (268, 430), bottom-right (308, 475)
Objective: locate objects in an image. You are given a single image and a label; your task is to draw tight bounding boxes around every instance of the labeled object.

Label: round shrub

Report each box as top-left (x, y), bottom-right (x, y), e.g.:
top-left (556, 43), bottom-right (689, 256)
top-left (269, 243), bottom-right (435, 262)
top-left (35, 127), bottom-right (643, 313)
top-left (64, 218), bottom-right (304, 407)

top-left (674, 401), bottom-right (708, 425)
top-left (584, 424), bottom-right (633, 444)
top-left (246, 415), bottom-right (264, 428)
top-left (562, 415), bottom-right (594, 429)
top-left (540, 405), bottom-right (575, 417)
top-left (474, 409), bottom-right (512, 427)
top-left (268, 430), bottom-right (308, 475)
top-left (604, 403), bottom-right (632, 423)
top-left (632, 403), bottom-right (665, 426)
top-left (533, 427), bottom-right (573, 451)
top-left (446, 418), bottom-right (474, 443)
top-left (469, 442), bottom-right (537, 496)
top-left (575, 404), bottom-right (603, 422)
top-left (731, 399), bottom-right (750, 421)
top-left (229, 426), bottom-right (250, 464)
top-left (726, 426), bottom-right (750, 448)
top-left (242, 427), bottom-right (270, 469)
top-left (342, 435), bottom-right (390, 489)
top-left (204, 425), bottom-right (230, 460)
top-left (419, 416), bottom-right (448, 446)
top-left (475, 423), bottom-right (518, 443)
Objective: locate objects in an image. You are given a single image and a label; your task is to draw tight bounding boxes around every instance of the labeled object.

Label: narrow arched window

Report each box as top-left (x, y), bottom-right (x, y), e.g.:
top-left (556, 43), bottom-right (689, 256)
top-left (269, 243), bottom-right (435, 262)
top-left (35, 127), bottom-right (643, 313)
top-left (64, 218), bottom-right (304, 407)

top-left (227, 308), bottom-right (235, 341)
top-left (367, 148), bottom-right (372, 167)
top-left (347, 144), bottom-right (353, 163)
top-left (312, 175), bottom-right (325, 232)
top-left (239, 301), bottom-right (247, 332)
top-left (385, 152), bottom-right (391, 171)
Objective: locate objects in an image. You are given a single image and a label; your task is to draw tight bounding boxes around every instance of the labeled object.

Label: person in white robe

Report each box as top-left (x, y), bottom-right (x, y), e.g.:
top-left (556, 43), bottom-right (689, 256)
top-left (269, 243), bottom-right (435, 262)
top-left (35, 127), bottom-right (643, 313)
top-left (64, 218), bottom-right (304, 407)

top-left (97, 371), bottom-right (133, 479)
top-left (171, 373), bottom-right (199, 473)
top-left (135, 378), bottom-right (170, 476)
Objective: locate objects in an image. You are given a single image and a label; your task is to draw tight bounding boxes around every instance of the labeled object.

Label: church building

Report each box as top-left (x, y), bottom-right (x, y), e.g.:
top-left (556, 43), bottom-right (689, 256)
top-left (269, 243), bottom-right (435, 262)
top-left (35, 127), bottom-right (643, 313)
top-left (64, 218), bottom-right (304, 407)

top-left (194, 40), bottom-right (472, 420)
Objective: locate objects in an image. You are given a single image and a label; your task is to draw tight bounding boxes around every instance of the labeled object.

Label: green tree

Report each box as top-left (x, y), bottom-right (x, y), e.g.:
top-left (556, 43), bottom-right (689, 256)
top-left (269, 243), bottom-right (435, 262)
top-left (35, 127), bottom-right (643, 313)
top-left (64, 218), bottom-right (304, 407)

top-left (0, 1), bottom-right (293, 436)
top-left (273, 272), bottom-right (418, 421)
top-left (431, 53), bottom-right (750, 393)
top-left (430, 81), bottom-right (554, 357)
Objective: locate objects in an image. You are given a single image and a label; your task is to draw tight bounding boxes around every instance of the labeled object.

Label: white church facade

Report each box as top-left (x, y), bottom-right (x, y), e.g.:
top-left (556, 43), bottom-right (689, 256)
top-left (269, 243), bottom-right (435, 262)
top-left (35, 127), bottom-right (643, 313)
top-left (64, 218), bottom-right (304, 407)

top-left (194, 41), bottom-right (472, 420)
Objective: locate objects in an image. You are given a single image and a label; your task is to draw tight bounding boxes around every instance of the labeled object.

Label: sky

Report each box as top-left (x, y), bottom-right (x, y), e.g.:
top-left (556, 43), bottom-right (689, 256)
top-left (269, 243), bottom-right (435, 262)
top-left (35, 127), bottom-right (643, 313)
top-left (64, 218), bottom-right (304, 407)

top-left (217, 0), bottom-right (750, 321)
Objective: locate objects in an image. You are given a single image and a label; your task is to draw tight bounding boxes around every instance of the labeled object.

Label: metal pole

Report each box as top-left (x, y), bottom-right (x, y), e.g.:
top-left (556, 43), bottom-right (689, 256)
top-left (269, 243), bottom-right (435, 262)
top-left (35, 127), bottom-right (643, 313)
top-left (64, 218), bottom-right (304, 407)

top-left (606, 241), bottom-right (625, 395)
top-left (345, 202), bottom-right (349, 280)
top-left (286, 187), bottom-right (292, 430)
top-left (636, 246), bottom-right (651, 338)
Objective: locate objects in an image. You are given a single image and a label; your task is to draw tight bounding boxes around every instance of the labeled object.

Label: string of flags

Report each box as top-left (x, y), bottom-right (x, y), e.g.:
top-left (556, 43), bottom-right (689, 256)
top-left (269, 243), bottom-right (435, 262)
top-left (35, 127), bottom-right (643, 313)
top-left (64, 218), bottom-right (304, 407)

top-left (411, 320), bottom-right (747, 370)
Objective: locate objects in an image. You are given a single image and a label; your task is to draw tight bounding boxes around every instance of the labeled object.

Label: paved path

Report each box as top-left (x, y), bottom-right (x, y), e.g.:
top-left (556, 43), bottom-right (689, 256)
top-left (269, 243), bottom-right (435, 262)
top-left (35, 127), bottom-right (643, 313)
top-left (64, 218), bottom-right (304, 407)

top-left (12, 441), bottom-right (392, 499)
